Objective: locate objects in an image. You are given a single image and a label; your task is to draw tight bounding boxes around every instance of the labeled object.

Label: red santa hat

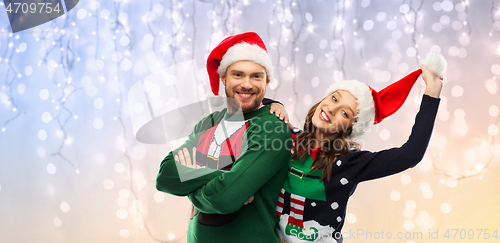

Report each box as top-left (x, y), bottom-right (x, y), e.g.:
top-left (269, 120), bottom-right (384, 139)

top-left (323, 52), bottom-right (447, 141)
top-left (207, 32), bottom-right (274, 95)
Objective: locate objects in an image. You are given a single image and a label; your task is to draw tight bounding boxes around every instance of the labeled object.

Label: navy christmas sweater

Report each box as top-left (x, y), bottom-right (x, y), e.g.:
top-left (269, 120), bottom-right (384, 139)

top-left (275, 95), bottom-right (440, 243)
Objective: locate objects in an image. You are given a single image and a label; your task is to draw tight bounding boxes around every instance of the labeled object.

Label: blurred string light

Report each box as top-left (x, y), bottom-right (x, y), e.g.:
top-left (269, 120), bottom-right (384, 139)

top-left (424, 0), bottom-right (499, 183)
top-left (1, 32), bottom-right (24, 132)
top-left (163, 0), bottom-right (187, 64)
top-left (267, 0), bottom-right (283, 97)
top-left (109, 0), bottom-right (150, 241)
top-left (491, 0), bottom-right (500, 36)
top-left (112, 0), bottom-right (197, 241)
top-left (110, 0), bottom-right (186, 242)
top-left (352, 0), bottom-right (409, 85)
top-left (287, 0), bottom-right (306, 124)
top-left (268, 0), bottom-right (287, 96)
top-left (268, 0), bottom-right (306, 122)
top-left (460, 0), bottom-right (472, 36)
top-left (206, 0), bottom-right (230, 50)
top-left (331, 0), bottom-right (347, 79)
top-left (42, 19), bottom-right (80, 172)
top-left (399, 0), bottom-right (423, 63)
top-left (352, 0), bottom-right (365, 60)
top-left (0, 7), bottom-right (80, 170)
top-left (217, 0), bottom-right (237, 37)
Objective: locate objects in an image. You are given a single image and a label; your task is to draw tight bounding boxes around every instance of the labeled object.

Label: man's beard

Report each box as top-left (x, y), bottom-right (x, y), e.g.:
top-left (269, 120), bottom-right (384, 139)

top-left (226, 88), bottom-right (262, 113)
top-left (239, 98), bottom-right (261, 112)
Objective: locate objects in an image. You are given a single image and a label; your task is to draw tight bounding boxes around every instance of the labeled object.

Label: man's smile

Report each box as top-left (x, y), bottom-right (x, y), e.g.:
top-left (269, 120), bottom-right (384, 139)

top-left (237, 92), bottom-right (255, 100)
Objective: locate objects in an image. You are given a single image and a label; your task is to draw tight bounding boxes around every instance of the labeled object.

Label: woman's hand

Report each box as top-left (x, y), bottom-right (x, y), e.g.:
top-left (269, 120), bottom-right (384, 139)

top-left (421, 65), bottom-right (443, 98)
top-left (269, 102), bottom-right (294, 130)
top-left (174, 147), bottom-right (197, 169)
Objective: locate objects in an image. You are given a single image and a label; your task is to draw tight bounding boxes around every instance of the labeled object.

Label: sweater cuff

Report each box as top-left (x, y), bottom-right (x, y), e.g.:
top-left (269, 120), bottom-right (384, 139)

top-left (420, 94), bottom-right (440, 116)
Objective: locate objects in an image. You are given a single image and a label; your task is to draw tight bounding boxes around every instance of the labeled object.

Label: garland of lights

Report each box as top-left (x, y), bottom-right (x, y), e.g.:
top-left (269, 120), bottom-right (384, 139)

top-left (491, 0), bottom-right (500, 36)
top-left (1, 32), bottom-right (23, 133)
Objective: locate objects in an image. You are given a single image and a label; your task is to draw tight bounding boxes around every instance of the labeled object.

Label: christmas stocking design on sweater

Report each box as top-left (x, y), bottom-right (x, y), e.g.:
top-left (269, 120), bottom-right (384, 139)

top-left (277, 190), bottom-right (320, 242)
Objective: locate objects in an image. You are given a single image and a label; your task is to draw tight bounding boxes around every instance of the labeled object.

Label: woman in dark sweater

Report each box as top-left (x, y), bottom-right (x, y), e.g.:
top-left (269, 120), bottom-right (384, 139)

top-left (274, 52), bottom-right (446, 243)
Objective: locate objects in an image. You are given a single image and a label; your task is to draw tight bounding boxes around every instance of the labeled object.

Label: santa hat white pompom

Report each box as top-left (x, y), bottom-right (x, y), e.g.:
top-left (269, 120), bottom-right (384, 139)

top-left (419, 52), bottom-right (447, 78)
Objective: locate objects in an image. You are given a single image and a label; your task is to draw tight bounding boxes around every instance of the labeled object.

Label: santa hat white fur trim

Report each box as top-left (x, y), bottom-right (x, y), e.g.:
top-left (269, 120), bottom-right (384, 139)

top-left (217, 42), bottom-right (274, 81)
top-left (419, 52), bottom-right (447, 78)
top-left (322, 52), bottom-right (447, 141)
top-left (323, 80), bottom-right (375, 141)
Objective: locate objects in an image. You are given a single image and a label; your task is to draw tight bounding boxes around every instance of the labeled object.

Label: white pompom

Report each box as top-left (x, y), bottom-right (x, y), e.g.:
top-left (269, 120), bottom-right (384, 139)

top-left (419, 52), bottom-right (447, 78)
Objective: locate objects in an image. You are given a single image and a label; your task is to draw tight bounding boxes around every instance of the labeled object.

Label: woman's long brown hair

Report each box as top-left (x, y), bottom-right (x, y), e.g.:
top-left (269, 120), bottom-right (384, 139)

top-left (292, 100), bottom-right (360, 182)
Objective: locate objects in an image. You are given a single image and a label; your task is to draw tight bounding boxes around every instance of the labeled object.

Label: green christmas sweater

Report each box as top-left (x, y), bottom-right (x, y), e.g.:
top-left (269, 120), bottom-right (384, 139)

top-left (275, 95), bottom-right (440, 243)
top-left (156, 104), bottom-right (292, 243)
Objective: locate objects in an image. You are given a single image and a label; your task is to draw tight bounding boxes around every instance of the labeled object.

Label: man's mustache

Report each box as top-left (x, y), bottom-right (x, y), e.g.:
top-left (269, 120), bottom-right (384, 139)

top-left (233, 87), bottom-right (257, 93)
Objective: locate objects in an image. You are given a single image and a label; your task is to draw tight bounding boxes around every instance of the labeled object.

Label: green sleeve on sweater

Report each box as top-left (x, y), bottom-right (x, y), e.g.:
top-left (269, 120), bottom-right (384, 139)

top-left (155, 112), bottom-right (224, 196)
top-left (188, 116), bottom-right (292, 214)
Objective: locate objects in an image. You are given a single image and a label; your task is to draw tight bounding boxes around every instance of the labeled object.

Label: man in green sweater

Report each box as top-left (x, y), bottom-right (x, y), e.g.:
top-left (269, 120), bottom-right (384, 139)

top-left (156, 32), bottom-right (292, 242)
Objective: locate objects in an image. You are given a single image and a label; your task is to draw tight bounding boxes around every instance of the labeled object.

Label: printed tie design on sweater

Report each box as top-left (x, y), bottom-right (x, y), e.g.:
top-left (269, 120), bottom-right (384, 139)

top-left (195, 118), bottom-right (248, 170)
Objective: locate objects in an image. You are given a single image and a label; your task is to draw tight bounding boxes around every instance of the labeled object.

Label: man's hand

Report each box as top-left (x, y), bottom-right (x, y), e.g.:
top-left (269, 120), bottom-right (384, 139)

top-left (175, 146), bottom-right (256, 206)
top-left (174, 147), bottom-right (197, 169)
top-left (269, 102), bottom-right (294, 130)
